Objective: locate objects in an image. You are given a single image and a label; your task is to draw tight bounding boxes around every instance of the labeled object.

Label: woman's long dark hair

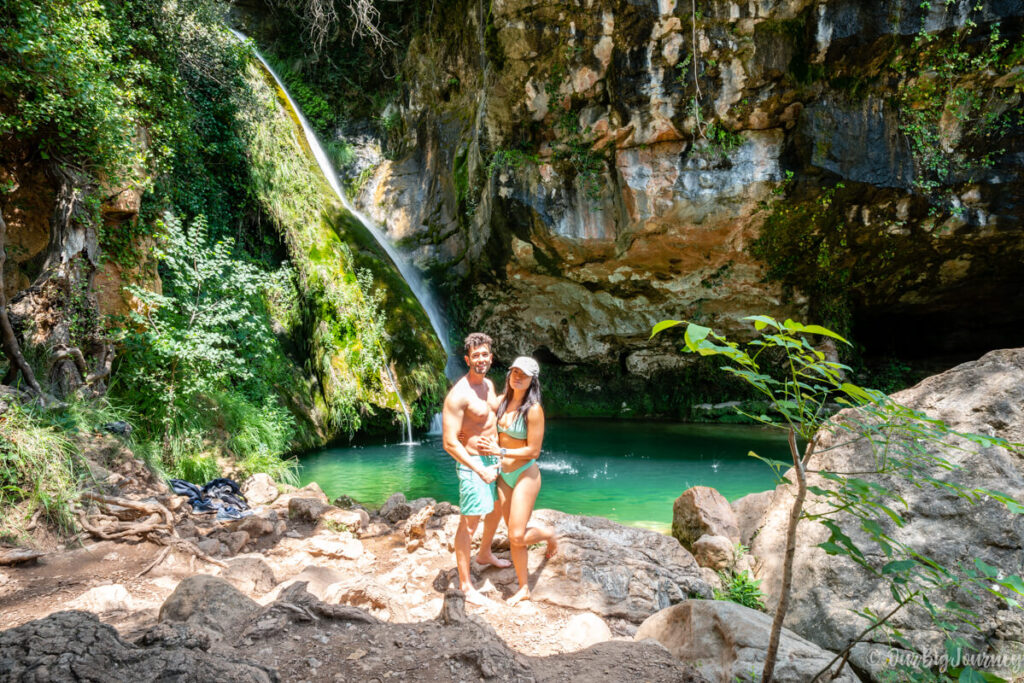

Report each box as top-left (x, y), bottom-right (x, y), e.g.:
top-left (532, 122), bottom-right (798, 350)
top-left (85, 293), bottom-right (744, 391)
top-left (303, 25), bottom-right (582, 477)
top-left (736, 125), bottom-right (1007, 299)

top-left (496, 371), bottom-right (542, 420)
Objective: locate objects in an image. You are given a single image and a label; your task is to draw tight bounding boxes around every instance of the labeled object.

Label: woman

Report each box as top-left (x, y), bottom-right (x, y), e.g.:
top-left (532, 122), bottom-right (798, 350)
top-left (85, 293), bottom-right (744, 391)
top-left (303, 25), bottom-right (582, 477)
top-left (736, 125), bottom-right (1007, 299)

top-left (478, 356), bottom-right (557, 606)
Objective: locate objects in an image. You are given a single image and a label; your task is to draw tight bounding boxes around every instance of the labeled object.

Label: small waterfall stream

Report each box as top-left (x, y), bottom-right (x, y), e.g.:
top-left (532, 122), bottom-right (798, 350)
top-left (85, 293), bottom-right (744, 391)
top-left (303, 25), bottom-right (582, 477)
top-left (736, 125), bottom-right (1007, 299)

top-left (233, 30), bottom-right (450, 442)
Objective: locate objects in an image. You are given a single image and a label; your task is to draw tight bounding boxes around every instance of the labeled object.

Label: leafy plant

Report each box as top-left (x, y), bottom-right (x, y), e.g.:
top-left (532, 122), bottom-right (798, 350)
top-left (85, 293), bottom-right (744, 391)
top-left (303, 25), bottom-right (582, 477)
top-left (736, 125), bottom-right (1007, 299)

top-left (115, 212), bottom-right (301, 478)
top-left (896, 12), bottom-right (1023, 206)
top-left (652, 315), bottom-right (1024, 682)
top-left (715, 569), bottom-right (767, 611)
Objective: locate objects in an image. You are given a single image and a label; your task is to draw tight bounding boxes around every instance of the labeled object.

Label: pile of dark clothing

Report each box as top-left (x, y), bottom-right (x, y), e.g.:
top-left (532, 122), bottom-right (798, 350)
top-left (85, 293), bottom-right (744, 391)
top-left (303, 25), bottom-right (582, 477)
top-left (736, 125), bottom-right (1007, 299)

top-left (169, 478), bottom-right (253, 520)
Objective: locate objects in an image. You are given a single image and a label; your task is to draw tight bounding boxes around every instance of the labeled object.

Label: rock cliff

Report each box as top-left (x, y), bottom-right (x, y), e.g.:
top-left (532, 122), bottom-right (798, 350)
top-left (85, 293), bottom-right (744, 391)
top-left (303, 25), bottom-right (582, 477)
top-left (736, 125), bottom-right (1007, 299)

top-left (348, 0), bottom-right (1023, 414)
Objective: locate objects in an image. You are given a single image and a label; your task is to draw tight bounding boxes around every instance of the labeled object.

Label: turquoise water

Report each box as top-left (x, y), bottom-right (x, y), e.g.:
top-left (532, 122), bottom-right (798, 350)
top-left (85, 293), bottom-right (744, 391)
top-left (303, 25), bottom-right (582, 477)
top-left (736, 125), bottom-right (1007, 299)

top-left (299, 420), bottom-right (787, 531)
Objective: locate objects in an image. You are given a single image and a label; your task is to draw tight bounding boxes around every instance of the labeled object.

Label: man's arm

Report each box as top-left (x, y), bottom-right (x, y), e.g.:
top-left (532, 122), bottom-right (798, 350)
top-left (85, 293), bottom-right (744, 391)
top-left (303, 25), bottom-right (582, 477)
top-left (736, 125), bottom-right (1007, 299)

top-left (442, 393), bottom-right (497, 483)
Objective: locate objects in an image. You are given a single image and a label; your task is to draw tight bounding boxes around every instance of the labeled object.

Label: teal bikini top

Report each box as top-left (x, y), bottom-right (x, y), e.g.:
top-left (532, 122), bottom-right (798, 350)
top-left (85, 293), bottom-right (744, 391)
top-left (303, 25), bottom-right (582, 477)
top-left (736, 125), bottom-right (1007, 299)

top-left (496, 410), bottom-right (528, 440)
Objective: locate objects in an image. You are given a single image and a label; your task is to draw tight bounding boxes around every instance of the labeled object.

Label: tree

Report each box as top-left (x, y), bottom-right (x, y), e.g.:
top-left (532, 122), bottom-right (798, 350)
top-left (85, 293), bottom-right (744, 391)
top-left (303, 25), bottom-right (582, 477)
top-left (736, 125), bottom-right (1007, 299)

top-left (652, 316), bottom-right (1024, 682)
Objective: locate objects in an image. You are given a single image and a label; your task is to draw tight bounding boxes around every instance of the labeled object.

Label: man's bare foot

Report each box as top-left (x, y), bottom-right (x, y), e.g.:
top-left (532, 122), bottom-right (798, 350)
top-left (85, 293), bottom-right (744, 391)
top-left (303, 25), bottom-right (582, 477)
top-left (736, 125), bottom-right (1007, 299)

top-left (508, 586), bottom-right (531, 607)
top-left (545, 536), bottom-right (559, 559)
top-left (475, 552), bottom-right (512, 569)
top-left (463, 588), bottom-right (496, 607)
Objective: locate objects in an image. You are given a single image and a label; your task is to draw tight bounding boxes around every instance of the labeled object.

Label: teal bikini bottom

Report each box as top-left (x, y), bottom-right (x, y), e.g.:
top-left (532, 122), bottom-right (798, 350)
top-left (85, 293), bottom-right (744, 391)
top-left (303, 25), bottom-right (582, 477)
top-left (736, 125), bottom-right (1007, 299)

top-left (500, 460), bottom-right (536, 487)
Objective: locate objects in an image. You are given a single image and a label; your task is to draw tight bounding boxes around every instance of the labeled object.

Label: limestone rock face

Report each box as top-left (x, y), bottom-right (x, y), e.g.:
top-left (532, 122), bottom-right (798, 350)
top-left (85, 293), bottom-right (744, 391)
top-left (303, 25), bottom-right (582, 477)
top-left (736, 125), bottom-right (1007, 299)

top-left (350, 0), bottom-right (1024, 415)
top-left (528, 509), bottom-right (711, 622)
top-left (748, 349), bottom-right (1024, 678)
top-left (636, 600), bottom-right (861, 683)
top-left (672, 486), bottom-right (740, 549)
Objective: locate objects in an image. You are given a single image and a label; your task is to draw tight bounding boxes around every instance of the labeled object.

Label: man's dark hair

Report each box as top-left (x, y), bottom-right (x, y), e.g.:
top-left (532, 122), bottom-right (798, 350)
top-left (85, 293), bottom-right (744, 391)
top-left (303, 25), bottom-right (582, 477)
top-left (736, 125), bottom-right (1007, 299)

top-left (464, 332), bottom-right (493, 355)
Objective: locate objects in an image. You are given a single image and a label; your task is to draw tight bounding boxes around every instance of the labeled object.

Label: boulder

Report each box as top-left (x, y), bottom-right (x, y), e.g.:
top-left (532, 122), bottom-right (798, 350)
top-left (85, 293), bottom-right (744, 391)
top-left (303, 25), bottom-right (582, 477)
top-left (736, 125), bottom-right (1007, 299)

top-left (700, 567), bottom-right (723, 592)
top-left (288, 497), bottom-right (331, 523)
top-left (692, 535), bottom-right (735, 571)
top-left (241, 473), bottom-right (279, 506)
top-left (635, 600), bottom-right (861, 682)
top-left (731, 490), bottom-right (774, 546)
top-left (158, 575), bottom-right (260, 639)
top-left (222, 556), bottom-right (277, 595)
top-left (317, 507), bottom-right (369, 534)
top-left (275, 566), bottom-right (348, 602)
top-left (0, 611), bottom-right (274, 681)
top-left (71, 584), bottom-right (132, 613)
top-left (528, 509), bottom-right (711, 622)
top-left (434, 501), bottom-right (459, 516)
top-left (379, 492), bottom-right (412, 523)
top-left (307, 536), bottom-right (364, 560)
top-left (403, 504), bottom-right (435, 552)
top-left (748, 349), bottom-right (1024, 678)
top-left (228, 511), bottom-right (278, 539)
top-left (560, 613), bottom-right (613, 651)
top-left (196, 538), bottom-right (226, 557)
top-left (273, 482), bottom-right (328, 511)
top-left (332, 494), bottom-right (360, 508)
top-left (408, 497), bottom-right (436, 513)
top-left (671, 487), bottom-right (740, 548)
top-left (220, 530), bottom-right (250, 556)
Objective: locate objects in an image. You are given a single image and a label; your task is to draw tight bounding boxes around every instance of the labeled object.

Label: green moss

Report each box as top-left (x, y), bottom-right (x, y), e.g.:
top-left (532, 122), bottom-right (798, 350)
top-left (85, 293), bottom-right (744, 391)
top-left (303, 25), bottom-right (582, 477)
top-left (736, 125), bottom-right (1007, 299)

top-left (242, 61), bottom-right (446, 438)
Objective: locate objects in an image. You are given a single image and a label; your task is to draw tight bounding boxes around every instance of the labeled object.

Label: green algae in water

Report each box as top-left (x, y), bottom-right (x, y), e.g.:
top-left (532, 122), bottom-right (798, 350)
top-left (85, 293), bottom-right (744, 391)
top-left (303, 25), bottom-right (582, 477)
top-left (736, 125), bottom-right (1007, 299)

top-left (299, 420), bottom-right (788, 532)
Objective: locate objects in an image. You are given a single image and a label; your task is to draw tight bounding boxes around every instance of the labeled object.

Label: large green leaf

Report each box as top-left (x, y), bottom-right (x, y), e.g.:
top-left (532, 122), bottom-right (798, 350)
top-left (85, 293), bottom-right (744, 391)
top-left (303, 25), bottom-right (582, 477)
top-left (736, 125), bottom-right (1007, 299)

top-left (684, 323), bottom-right (711, 347)
top-left (650, 319), bottom-right (682, 339)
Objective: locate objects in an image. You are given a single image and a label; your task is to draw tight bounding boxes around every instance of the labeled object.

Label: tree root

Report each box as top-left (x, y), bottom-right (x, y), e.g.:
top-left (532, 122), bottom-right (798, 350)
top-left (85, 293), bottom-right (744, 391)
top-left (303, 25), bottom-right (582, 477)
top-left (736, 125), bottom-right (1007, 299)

top-left (75, 491), bottom-right (226, 569)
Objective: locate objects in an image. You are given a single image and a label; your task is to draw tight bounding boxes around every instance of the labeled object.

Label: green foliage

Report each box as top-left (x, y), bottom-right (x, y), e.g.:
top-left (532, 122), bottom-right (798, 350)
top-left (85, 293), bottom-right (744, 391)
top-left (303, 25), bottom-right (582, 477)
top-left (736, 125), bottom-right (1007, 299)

top-left (895, 13), bottom-right (1024, 205)
top-left (0, 0), bottom-right (142, 180)
top-left (0, 402), bottom-right (84, 533)
top-left (487, 149), bottom-right (540, 177)
top-left (750, 171), bottom-right (856, 335)
top-left (714, 569), bottom-right (767, 611)
top-left (653, 315), bottom-right (1024, 681)
top-left (114, 212), bottom-right (301, 480)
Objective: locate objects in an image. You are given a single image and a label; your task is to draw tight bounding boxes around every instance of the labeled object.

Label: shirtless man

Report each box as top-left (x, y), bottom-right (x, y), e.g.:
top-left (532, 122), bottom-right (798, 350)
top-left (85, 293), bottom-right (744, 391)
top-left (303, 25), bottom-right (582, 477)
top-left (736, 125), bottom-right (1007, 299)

top-left (442, 332), bottom-right (511, 605)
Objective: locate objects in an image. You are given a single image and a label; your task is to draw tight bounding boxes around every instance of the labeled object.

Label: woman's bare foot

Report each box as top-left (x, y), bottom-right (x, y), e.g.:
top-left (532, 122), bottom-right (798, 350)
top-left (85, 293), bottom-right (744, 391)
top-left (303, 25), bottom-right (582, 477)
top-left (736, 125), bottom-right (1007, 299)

top-left (507, 585), bottom-right (531, 607)
top-left (544, 536), bottom-right (559, 559)
top-left (475, 552), bottom-right (512, 569)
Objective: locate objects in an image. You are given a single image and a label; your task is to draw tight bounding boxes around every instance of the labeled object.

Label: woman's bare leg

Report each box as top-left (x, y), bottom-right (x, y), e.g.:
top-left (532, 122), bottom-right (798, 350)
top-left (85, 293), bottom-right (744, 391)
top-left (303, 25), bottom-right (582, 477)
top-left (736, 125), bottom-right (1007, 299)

top-left (506, 467), bottom-right (556, 605)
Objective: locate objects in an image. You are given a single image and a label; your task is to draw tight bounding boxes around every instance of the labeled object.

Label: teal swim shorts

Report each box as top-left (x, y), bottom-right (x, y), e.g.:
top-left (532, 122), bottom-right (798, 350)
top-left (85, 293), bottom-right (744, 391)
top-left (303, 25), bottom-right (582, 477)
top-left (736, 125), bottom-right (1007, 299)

top-left (457, 455), bottom-right (499, 516)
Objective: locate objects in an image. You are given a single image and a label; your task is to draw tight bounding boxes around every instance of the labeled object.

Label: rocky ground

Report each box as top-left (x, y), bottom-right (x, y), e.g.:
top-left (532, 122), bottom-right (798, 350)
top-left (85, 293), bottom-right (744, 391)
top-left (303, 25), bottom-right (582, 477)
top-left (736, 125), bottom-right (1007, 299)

top-left (0, 441), bottom-right (711, 681)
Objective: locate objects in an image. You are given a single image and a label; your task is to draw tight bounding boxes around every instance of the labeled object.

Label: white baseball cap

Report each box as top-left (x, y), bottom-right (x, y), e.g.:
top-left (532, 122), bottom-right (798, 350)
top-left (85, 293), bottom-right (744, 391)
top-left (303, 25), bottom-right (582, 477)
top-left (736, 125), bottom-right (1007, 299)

top-left (510, 356), bottom-right (540, 377)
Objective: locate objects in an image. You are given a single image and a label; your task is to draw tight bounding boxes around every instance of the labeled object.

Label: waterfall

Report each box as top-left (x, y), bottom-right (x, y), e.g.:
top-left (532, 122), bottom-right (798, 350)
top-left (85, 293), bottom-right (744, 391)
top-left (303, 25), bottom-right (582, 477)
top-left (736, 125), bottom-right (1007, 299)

top-left (427, 412), bottom-right (443, 436)
top-left (233, 29), bottom-right (448, 440)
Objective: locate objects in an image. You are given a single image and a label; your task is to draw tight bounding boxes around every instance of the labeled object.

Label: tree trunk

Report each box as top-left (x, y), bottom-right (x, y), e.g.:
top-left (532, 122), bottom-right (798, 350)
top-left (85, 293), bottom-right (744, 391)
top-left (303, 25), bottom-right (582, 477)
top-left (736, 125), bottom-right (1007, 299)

top-left (761, 428), bottom-right (814, 683)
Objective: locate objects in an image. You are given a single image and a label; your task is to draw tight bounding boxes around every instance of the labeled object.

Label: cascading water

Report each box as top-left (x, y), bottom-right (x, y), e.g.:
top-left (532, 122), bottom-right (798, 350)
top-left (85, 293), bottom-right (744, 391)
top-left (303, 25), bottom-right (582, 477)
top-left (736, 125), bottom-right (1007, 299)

top-left (233, 29), bottom-right (452, 442)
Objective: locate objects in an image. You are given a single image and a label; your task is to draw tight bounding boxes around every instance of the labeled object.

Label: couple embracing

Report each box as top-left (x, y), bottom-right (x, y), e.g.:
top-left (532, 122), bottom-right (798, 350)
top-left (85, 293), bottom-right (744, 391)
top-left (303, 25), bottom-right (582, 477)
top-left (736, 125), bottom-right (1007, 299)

top-left (441, 332), bottom-right (557, 607)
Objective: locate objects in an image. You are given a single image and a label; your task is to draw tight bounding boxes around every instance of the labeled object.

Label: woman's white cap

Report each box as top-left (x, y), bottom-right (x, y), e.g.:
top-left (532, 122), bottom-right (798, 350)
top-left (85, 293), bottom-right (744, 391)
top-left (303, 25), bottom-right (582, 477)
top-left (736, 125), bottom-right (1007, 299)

top-left (510, 356), bottom-right (540, 377)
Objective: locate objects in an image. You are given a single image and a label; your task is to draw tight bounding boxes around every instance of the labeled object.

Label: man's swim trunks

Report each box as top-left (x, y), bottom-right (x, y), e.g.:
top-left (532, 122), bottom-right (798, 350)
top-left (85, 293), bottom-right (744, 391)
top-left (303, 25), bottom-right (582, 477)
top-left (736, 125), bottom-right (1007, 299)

top-left (457, 455), bottom-right (499, 516)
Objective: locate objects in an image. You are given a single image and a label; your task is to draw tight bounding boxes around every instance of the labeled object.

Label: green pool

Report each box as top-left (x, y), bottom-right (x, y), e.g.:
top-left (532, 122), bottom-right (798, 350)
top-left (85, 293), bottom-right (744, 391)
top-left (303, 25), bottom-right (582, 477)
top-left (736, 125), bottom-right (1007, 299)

top-left (299, 420), bottom-right (788, 531)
